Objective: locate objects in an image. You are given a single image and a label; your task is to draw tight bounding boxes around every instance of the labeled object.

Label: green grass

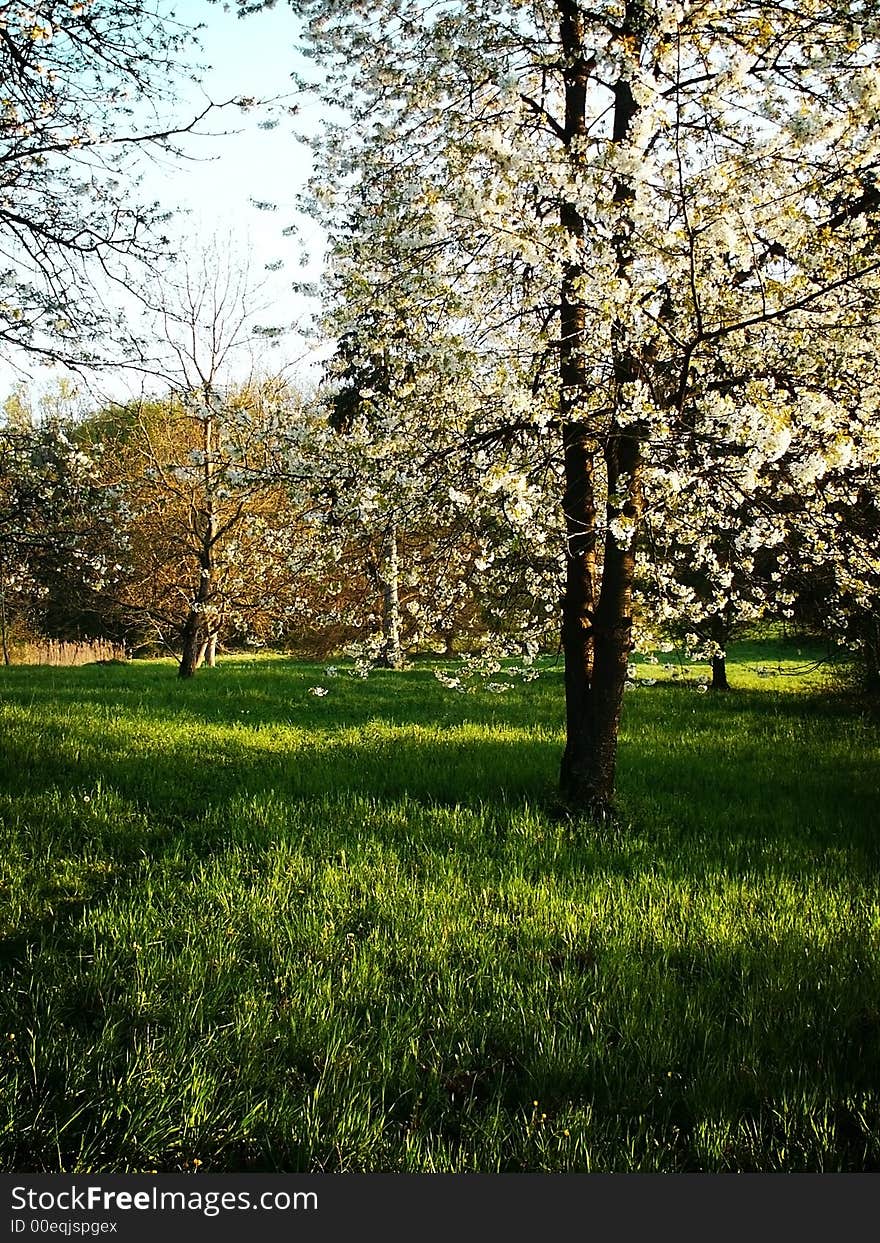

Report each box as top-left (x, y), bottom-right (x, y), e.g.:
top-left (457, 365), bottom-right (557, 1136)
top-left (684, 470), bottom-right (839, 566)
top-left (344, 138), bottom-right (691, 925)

top-left (0, 642), bottom-right (878, 1172)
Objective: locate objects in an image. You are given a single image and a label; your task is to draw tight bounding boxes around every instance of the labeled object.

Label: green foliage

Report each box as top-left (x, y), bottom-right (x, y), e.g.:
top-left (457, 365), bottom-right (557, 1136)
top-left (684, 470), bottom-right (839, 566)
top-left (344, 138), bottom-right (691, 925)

top-left (0, 644), bottom-right (878, 1172)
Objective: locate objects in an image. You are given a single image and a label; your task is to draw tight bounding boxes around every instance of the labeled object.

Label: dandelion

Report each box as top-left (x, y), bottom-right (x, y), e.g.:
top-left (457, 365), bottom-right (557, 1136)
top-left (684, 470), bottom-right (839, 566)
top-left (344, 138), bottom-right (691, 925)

top-left (309, 686), bottom-right (329, 697)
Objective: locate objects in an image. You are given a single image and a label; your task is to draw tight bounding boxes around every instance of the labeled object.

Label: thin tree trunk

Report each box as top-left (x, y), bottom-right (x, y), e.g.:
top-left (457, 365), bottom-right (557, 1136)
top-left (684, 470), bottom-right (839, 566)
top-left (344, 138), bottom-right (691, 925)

top-left (558, 0), bottom-right (644, 817)
top-left (0, 556), bottom-right (9, 666)
top-left (191, 632), bottom-right (217, 670)
top-left (178, 406), bottom-right (217, 680)
top-left (378, 521), bottom-right (404, 670)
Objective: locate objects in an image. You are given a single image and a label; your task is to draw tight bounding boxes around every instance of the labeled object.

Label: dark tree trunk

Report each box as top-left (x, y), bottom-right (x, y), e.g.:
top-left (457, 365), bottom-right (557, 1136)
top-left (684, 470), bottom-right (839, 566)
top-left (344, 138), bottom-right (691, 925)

top-left (558, 0), bottom-right (597, 810)
top-left (558, 0), bottom-right (644, 818)
top-left (711, 653), bottom-right (729, 691)
top-left (708, 613), bottom-right (731, 690)
top-left (561, 428), bottom-right (642, 814)
top-left (178, 610), bottom-right (204, 679)
top-left (178, 408), bottom-right (218, 680)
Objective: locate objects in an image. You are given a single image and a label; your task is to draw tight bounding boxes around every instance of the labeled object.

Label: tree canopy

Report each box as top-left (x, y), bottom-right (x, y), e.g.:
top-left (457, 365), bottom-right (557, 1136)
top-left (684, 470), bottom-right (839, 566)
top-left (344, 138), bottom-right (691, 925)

top-left (277, 0), bottom-right (880, 812)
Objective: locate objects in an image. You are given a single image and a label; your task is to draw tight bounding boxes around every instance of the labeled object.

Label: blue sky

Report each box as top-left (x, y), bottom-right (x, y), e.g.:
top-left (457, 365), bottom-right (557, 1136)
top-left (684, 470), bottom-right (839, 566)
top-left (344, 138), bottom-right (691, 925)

top-left (154, 1), bottom-right (316, 268)
top-left (133, 0), bottom-right (327, 381)
top-left (2, 0), bottom-right (327, 401)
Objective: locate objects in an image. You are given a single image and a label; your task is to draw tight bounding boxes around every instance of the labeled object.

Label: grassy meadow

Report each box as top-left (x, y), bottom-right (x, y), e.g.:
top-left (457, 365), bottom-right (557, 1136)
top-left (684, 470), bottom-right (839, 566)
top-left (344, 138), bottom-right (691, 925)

top-left (1, 641), bottom-right (879, 1172)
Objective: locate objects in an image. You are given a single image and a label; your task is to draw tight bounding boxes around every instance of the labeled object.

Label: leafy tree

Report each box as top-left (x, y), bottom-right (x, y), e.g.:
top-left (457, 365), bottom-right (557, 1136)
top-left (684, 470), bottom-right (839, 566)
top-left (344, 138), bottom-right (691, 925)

top-left (282, 0), bottom-right (880, 815)
top-left (93, 378), bottom-right (313, 675)
top-left (0, 406), bottom-right (120, 659)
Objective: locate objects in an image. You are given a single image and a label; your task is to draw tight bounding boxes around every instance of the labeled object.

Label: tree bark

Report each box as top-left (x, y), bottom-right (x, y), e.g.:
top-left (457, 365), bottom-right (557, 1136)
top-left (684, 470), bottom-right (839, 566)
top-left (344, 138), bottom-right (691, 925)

top-left (378, 520), bottom-right (404, 669)
top-left (192, 630), bottom-right (218, 671)
top-left (711, 653), bottom-right (729, 691)
top-left (708, 613), bottom-right (731, 690)
top-left (558, 0), bottom-right (644, 817)
top-left (0, 556), bottom-right (9, 666)
top-left (561, 425), bottom-right (642, 813)
top-left (177, 405), bottom-right (218, 680)
top-left (178, 609), bottom-right (204, 679)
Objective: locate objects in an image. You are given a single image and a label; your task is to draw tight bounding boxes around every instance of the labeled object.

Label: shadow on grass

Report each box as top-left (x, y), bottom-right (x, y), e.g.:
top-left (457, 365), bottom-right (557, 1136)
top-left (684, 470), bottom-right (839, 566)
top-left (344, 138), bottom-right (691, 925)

top-left (0, 668), bottom-right (877, 878)
top-left (5, 904), bottom-right (880, 1172)
top-left (0, 661), bottom-right (875, 1173)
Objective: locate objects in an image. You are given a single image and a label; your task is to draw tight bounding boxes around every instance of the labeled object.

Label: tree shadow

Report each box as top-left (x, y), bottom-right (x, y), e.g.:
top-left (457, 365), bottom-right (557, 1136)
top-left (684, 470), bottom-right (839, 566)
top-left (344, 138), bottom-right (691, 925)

top-left (1, 658), bottom-right (878, 1174)
top-left (0, 668), bottom-right (876, 880)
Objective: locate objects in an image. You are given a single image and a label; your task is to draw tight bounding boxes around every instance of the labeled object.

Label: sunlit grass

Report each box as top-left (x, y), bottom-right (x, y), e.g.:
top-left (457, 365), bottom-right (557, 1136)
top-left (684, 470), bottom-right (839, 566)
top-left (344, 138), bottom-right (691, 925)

top-left (0, 641), bottom-right (878, 1171)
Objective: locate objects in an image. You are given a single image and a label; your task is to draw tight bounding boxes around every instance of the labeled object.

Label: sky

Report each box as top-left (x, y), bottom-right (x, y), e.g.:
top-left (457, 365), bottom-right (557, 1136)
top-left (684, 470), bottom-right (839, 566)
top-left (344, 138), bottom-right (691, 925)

top-left (2, 0), bottom-right (329, 403)
top-left (138, 0), bottom-right (329, 384)
top-left (151, 0), bottom-right (318, 278)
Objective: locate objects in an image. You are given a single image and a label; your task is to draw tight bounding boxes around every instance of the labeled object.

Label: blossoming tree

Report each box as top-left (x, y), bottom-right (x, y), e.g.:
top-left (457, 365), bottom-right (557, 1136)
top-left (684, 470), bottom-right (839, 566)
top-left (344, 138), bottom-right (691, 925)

top-left (271, 0), bottom-right (880, 814)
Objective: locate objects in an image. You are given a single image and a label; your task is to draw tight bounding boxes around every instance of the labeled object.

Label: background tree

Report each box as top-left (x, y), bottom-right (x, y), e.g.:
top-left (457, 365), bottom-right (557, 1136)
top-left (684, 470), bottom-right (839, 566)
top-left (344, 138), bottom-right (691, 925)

top-left (0, 399), bottom-right (121, 660)
top-left (91, 252), bottom-right (318, 675)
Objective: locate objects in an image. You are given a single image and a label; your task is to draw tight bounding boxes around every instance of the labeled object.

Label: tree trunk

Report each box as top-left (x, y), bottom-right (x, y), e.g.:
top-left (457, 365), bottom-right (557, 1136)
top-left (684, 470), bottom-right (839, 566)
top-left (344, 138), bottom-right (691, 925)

top-left (178, 609), bottom-right (204, 679)
top-left (560, 429), bottom-right (642, 815)
top-left (0, 557), bottom-right (9, 667)
top-left (711, 654), bottom-right (729, 691)
top-left (378, 521), bottom-right (404, 669)
top-left (708, 613), bottom-right (731, 690)
top-left (178, 560), bottom-right (214, 679)
top-left (557, 0), bottom-right (644, 818)
top-left (191, 632), bottom-right (217, 670)
top-left (178, 408), bottom-right (218, 680)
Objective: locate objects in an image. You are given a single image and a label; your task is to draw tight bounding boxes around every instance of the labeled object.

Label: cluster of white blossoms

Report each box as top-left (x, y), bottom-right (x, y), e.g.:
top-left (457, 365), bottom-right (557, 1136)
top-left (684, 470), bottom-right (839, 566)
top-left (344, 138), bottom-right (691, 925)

top-left (275, 0), bottom-right (880, 691)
